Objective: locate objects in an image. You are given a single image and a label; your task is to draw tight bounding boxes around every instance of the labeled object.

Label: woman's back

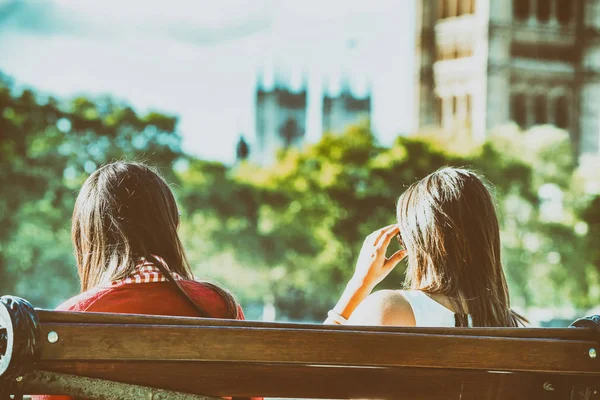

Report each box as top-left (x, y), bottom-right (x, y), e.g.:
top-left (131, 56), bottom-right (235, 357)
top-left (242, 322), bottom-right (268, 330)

top-left (56, 279), bottom-right (240, 318)
top-left (402, 290), bottom-right (472, 327)
top-left (32, 277), bottom-right (246, 400)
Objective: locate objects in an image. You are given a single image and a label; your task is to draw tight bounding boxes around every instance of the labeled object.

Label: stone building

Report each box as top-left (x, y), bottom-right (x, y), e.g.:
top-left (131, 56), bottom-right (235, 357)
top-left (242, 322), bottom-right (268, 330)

top-left (414, 0), bottom-right (600, 155)
top-left (322, 79), bottom-right (371, 134)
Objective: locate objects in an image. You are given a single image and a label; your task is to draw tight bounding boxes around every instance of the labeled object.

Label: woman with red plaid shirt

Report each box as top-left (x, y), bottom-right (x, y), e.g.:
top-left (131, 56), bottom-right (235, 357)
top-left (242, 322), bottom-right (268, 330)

top-left (33, 161), bottom-right (251, 400)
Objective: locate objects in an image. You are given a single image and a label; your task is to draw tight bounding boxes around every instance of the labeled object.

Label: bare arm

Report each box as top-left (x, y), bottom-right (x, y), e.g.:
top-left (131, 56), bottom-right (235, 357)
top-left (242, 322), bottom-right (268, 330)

top-left (325, 225), bottom-right (407, 325)
top-left (324, 277), bottom-right (375, 325)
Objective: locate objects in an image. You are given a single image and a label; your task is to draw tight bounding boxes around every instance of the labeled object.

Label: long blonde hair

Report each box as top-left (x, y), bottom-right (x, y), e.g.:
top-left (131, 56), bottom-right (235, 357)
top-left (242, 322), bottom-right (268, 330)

top-left (71, 161), bottom-right (239, 318)
top-left (397, 167), bottom-right (526, 327)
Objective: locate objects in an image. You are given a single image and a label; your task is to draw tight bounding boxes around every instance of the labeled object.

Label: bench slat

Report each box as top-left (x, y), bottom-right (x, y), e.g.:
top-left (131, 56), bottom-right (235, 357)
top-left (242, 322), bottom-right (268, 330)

top-left (38, 322), bottom-right (600, 375)
top-left (35, 310), bottom-right (596, 341)
top-left (36, 361), bottom-right (599, 399)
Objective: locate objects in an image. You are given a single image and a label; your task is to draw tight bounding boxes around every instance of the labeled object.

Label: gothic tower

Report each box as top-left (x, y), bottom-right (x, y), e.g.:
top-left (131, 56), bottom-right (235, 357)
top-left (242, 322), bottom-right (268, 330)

top-left (254, 71), bottom-right (308, 165)
top-left (414, 0), bottom-right (600, 156)
top-left (322, 78), bottom-right (372, 134)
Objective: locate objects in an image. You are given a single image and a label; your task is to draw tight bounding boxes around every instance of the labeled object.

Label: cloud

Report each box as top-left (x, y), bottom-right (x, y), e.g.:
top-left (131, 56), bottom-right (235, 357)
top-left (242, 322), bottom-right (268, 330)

top-left (0, 0), bottom-right (273, 46)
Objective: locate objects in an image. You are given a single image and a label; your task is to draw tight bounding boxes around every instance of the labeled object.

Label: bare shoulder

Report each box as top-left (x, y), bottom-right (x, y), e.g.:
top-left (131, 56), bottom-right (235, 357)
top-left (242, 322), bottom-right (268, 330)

top-left (348, 290), bottom-right (416, 327)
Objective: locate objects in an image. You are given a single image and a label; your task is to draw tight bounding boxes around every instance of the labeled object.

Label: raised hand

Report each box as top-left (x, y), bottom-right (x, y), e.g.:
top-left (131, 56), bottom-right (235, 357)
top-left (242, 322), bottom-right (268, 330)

top-left (353, 225), bottom-right (407, 289)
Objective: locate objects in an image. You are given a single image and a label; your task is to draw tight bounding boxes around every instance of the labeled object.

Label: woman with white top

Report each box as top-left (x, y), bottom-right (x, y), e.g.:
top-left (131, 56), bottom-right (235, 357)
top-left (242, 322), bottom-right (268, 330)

top-left (325, 167), bottom-right (526, 328)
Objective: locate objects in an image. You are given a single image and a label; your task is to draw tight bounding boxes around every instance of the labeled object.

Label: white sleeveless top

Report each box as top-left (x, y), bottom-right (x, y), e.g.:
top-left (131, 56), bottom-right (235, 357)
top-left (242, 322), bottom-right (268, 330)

top-left (402, 290), bottom-right (473, 327)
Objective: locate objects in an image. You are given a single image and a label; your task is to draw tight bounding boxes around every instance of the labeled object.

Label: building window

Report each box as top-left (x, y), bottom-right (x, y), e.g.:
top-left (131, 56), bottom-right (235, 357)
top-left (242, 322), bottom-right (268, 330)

top-left (556, 0), bottom-right (572, 26)
top-left (438, 0), bottom-right (474, 20)
top-left (511, 93), bottom-right (527, 127)
top-left (534, 94), bottom-right (548, 124)
top-left (458, 0), bottom-right (475, 16)
top-left (555, 95), bottom-right (569, 129)
top-left (466, 93), bottom-right (472, 121)
top-left (437, 40), bottom-right (475, 59)
top-left (456, 40), bottom-right (474, 58)
top-left (438, 0), bottom-right (445, 19)
top-left (513, 0), bottom-right (530, 21)
top-left (443, 0), bottom-right (458, 18)
top-left (537, 0), bottom-right (551, 23)
top-left (452, 96), bottom-right (458, 117)
top-left (511, 43), bottom-right (576, 62)
top-left (437, 43), bottom-right (448, 60)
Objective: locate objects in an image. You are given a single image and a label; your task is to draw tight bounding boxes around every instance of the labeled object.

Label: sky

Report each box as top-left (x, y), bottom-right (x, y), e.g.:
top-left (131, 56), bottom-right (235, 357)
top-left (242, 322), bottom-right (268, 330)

top-left (0, 0), bottom-right (416, 163)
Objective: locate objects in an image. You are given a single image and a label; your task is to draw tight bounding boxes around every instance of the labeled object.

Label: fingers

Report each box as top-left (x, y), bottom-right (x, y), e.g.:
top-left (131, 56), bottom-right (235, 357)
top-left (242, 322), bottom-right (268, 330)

top-left (363, 225), bottom-right (391, 247)
top-left (374, 225), bottom-right (400, 250)
top-left (372, 224), bottom-right (399, 247)
top-left (386, 249), bottom-right (407, 267)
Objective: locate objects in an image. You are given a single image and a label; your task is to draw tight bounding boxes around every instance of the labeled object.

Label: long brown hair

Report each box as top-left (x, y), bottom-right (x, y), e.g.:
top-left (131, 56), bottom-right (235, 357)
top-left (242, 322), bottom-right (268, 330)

top-left (397, 167), bottom-right (526, 327)
top-left (71, 161), bottom-right (239, 319)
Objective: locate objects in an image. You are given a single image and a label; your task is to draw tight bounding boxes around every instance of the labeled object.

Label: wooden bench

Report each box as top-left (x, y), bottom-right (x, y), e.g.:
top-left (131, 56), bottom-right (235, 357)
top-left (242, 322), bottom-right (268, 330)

top-left (1, 295), bottom-right (599, 399)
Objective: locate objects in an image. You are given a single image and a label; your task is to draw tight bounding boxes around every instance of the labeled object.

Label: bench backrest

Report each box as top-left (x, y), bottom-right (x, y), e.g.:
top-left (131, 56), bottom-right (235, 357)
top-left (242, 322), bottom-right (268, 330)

top-left (2, 299), bottom-right (600, 399)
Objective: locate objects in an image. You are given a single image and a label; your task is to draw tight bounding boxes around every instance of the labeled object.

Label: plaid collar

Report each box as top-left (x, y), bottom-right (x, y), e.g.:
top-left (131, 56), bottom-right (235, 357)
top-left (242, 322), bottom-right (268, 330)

top-left (110, 255), bottom-right (183, 286)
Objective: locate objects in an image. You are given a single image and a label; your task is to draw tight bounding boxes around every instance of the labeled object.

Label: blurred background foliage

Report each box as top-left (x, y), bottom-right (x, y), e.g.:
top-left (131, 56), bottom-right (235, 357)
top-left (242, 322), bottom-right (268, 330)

top-left (1, 74), bottom-right (599, 324)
